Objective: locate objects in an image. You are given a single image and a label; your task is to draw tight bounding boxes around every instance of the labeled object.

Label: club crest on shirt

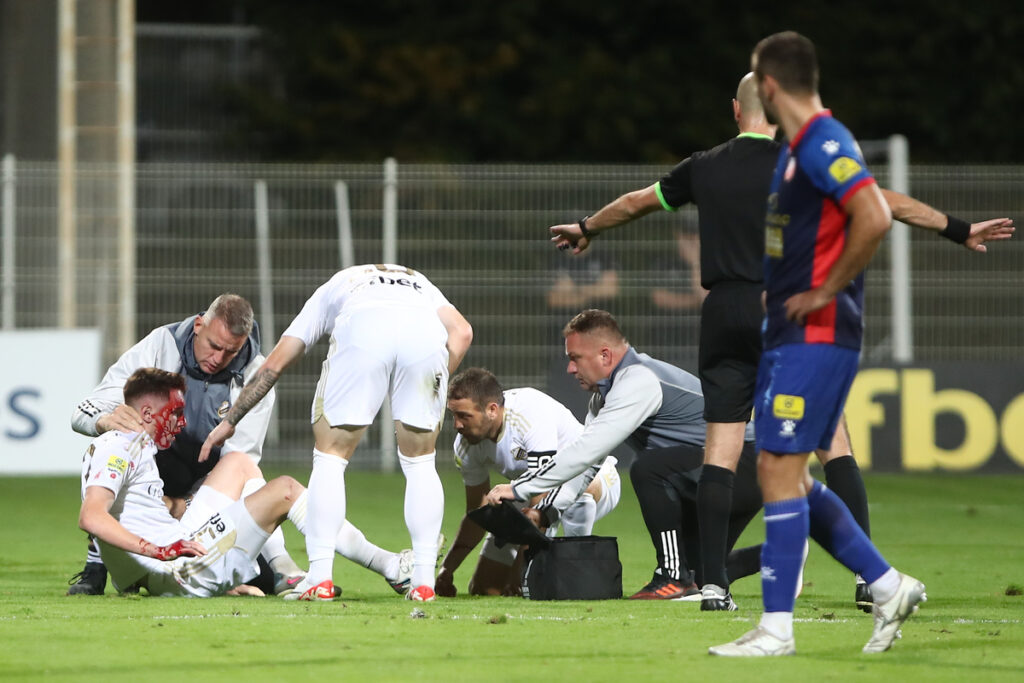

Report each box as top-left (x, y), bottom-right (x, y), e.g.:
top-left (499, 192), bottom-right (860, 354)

top-left (512, 447), bottom-right (527, 461)
top-left (829, 156), bottom-right (862, 183)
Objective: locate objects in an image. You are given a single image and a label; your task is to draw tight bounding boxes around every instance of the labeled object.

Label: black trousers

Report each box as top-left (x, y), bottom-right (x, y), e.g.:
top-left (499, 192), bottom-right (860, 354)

top-left (630, 443), bottom-right (762, 585)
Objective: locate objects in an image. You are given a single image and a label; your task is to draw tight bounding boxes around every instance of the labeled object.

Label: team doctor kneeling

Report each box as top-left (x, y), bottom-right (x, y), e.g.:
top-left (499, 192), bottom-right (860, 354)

top-left (485, 309), bottom-right (765, 601)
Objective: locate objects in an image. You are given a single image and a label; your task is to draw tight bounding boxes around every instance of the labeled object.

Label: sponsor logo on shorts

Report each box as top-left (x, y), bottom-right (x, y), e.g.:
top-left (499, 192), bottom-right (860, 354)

top-left (780, 420), bottom-right (797, 438)
top-left (828, 156), bottom-right (862, 183)
top-left (773, 394), bottom-right (805, 420)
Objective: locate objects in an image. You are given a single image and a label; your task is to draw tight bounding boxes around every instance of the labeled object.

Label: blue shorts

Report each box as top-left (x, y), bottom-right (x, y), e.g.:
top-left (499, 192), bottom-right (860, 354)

top-left (753, 343), bottom-right (860, 454)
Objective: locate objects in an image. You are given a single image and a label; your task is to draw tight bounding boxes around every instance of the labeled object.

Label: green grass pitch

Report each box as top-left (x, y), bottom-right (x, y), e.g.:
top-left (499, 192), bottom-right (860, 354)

top-left (1, 469), bottom-right (1022, 681)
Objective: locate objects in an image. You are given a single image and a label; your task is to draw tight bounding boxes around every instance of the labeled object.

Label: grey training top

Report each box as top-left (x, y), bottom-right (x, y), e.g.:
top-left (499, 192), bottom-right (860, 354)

top-left (514, 347), bottom-right (753, 499)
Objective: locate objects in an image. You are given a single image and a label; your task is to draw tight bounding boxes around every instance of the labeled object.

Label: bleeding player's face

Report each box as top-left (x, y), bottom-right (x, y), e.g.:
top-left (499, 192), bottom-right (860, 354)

top-left (193, 316), bottom-right (247, 375)
top-left (151, 389), bottom-right (186, 449)
top-left (565, 332), bottom-right (610, 393)
top-left (447, 397), bottom-right (499, 445)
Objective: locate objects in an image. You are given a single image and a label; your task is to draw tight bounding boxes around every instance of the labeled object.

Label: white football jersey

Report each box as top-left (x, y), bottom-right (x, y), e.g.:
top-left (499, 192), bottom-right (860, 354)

top-left (454, 387), bottom-right (584, 486)
top-left (282, 264), bottom-right (452, 350)
top-left (81, 430), bottom-right (191, 589)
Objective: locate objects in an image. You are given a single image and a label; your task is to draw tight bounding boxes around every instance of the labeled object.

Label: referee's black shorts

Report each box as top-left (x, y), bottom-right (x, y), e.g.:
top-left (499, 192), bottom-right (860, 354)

top-left (698, 281), bottom-right (764, 423)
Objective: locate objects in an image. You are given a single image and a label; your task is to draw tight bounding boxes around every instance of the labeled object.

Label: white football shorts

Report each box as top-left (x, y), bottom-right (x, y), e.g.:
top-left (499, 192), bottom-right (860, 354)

top-left (142, 499), bottom-right (269, 597)
top-left (178, 485), bottom-right (234, 531)
top-left (312, 305), bottom-right (449, 430)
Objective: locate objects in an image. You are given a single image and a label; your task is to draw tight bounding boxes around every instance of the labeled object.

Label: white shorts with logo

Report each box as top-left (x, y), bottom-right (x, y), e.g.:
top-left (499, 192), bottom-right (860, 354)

top-left (143, 498), bottom-right (269, 597)
top-left (312, 305), bottom-right (449, 430)
top-left (480, 457), bottom-right (622, 567)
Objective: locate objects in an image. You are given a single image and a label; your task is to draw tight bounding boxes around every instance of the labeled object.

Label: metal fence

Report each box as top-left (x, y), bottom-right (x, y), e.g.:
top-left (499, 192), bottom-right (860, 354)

top-left (2, 159), bottom-right (1022, 467)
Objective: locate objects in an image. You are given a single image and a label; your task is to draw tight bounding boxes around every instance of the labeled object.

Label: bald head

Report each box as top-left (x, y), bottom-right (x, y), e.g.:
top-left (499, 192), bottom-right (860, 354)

top-left (733, 72), bottom-right (775, 134)
top-left (736, 73), bottom-right (762, 116)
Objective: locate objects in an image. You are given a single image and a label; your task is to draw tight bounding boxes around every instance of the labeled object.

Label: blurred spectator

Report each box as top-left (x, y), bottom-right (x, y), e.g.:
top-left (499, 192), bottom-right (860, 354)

top-left (547, 250), bottom-right (620, 310)
top-left (651, 231), bottom-right (707, 311)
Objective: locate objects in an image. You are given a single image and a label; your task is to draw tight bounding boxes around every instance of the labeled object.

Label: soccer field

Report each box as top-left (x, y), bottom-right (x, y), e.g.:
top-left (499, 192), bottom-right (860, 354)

top-left (1, 470), bottom-right (1022, 681)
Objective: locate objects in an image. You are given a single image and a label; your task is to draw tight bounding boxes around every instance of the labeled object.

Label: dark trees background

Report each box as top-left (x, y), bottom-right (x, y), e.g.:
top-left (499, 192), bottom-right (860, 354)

top-left (155, 1), bottom-right (1024, 163)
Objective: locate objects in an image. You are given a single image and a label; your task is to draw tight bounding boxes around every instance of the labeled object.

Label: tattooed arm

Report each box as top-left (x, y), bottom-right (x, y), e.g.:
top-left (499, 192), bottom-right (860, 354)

top-left (199, 336), bottom-right (307, 462)
top-left (226, 366), bottom-right (281, 426)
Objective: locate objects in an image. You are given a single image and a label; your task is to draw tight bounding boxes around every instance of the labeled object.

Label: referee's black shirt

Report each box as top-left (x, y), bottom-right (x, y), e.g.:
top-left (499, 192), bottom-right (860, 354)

top-left (656, 133), bottom-right (781, 289)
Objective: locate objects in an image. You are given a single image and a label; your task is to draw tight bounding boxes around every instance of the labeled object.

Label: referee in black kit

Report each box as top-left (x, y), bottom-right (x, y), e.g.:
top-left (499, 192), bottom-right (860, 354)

top-left (549, 72), bottom-right (872, 611)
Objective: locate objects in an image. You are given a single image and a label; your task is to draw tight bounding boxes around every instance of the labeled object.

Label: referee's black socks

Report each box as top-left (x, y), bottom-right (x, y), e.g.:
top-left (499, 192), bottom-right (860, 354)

top-left (698, 464), bottom-right (736, 589)
top-left (823, 455), bottom-right (871, 538)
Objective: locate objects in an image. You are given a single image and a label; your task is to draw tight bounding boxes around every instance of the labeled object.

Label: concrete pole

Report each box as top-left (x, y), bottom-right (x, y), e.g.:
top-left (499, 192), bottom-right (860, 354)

top-left (888, 134), bottom-right (912, 363)
top-left (57, 0), bottom-right (76, 328)
top-left (116, 0), bottom-right (135, 350)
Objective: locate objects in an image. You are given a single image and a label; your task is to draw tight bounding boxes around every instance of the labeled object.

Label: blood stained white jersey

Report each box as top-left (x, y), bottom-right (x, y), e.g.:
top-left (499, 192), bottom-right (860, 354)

top-left (80, 430), bottom-right (191, 590)
top-left (455, 387), bottom-right (585, 485)
top-left (281, 264), bottom-right (453, 348)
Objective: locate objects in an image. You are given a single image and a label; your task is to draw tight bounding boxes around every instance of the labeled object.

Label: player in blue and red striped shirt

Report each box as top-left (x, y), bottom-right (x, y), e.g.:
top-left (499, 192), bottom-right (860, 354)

top-left (710, 31), bottom-right (926, 658)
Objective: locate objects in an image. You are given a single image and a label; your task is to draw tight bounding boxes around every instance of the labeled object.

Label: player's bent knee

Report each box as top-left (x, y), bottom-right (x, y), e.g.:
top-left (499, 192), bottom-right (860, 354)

top-left (266, 475), bottom-right (303, 501)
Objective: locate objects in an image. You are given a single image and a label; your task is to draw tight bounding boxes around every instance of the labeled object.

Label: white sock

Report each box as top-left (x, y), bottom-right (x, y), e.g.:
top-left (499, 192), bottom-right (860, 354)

top-left (336, 521), bottom-right (396, 577)
top-left (288, 484), bottom-right (395, 578)
top-left (561, 493), bottom-right (597, 536)
top-left (759, 612), bottom-right (794, 641)
top-left (869, 567), bottom-right (901, 604)
top-left (398, 450), bottom-right (443, 588)
top-left (86, 537), bottom-right (102, 564)
top-left (306, 449), bottom-right (349, 585)
top-left (287, 488), bottom-right (308, 533)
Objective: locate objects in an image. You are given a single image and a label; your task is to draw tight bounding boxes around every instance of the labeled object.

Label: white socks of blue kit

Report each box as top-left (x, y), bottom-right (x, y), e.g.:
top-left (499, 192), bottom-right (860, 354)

top-left (398, 450), bottom-right (444, 588)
